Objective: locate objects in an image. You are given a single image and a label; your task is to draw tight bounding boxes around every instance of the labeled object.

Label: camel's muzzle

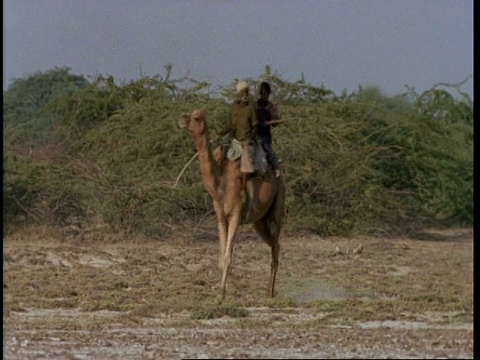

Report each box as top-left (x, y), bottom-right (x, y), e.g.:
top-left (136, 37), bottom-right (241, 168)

top-left (178, 113), bottom-right (190, 129)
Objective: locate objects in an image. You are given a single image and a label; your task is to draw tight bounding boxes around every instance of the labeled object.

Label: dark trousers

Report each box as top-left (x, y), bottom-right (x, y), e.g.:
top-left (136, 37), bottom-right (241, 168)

top-left (260, 137), bottom-right (277, 170)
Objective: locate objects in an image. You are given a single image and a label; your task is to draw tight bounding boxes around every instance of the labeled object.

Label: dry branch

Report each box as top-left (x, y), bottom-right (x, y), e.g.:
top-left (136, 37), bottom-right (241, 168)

top-left (173, 152), bottom-right (199, 188)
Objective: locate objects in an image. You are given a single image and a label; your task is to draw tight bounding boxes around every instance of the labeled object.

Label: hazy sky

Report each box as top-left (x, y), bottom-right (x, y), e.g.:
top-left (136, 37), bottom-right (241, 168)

top-left (4, 0), bottom-right (473, 98)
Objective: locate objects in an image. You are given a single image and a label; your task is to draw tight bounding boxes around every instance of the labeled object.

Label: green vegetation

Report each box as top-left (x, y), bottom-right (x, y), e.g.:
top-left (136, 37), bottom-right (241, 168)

top-left (3, 66), bottom-right (473, 237)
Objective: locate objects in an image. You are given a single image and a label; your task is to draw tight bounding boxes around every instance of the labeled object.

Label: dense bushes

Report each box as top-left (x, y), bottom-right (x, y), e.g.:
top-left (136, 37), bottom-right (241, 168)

top-left (3, 67), bottom-right (473, 237)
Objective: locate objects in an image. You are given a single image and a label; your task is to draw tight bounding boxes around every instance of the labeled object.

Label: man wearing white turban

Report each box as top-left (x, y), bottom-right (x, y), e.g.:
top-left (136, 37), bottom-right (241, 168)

top-left (218, 80), bottom-right (259, 217)
top-left (235, 80), bottom-right (248, 94)
top-left (218, 80), bottom-right (258, 156)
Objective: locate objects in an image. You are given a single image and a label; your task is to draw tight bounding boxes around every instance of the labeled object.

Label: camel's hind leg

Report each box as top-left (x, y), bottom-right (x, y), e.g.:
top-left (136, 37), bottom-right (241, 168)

top-left (254, 181), bottom-right (285, 297)
top-left (254, 217), bottom-right (280, 297)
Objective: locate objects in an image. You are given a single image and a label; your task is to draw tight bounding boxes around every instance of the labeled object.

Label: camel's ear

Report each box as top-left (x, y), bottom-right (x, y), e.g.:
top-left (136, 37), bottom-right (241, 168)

top-left (178, 113), bottom-right (190, 128)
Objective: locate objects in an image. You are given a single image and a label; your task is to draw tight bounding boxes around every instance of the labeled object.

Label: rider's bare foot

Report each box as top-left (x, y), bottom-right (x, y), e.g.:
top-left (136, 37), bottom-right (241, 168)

top-left (274, 169), bottom-right (281, 178)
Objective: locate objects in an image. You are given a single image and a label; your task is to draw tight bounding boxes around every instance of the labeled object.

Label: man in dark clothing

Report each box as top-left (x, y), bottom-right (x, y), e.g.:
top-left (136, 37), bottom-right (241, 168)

top-left (256, 82), bottom-right (283, 178)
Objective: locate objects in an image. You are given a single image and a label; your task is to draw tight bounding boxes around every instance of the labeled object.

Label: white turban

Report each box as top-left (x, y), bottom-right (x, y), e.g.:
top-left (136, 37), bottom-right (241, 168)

top-left (235, 80), bottom-right (248, 93)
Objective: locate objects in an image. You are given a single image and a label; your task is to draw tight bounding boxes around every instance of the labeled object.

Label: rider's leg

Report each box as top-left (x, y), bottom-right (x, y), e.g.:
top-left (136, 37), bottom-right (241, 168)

top-left (263, 140), bottom-right (280, 178)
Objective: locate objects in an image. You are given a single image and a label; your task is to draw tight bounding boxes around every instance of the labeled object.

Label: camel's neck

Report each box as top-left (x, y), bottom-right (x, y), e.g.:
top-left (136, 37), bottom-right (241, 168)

top-left (192, 128), bottom-right (221, 202)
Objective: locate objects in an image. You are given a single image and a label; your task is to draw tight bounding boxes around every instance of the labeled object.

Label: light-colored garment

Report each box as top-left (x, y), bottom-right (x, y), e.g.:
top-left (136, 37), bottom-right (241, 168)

top-left (240, 143), bottom-right (255, 173)
top-left (226, 138), bottom-right (266, 174)
top-left (226, 138), bottom-right (243, 162)
top-left (236, 80), bottom-right (248, 93)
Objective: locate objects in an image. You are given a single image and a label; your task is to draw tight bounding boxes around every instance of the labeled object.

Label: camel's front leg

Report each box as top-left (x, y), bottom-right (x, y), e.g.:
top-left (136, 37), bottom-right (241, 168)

top-left (220, 205), bottom-right (242, 299)
top-left (213, 201), bottom-right (227, 270)
top-left (217, 220), bottom-right (228, 271)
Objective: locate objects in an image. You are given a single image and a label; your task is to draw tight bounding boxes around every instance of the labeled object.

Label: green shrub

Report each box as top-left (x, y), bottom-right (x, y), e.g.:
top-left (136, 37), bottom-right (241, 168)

top-left (3, 67), bottom-right (473, 236)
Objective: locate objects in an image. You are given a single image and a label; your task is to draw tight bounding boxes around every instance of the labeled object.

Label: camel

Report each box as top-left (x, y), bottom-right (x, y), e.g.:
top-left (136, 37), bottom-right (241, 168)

top-left (178, 109), bottom-right (285, 298)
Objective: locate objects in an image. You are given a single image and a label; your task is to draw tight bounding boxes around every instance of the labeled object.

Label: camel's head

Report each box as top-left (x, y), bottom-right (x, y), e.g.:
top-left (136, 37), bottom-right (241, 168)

top-left (178, 109), bottom-right (206, 136)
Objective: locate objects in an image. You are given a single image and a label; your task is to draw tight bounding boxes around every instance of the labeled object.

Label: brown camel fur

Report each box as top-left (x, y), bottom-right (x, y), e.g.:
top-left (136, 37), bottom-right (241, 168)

top-left (178, 109), bottom-right (285, 298)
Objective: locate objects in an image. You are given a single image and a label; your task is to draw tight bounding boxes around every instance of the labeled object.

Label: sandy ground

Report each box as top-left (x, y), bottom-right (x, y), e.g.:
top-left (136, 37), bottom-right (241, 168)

top-left (3, 226), bottom-right (473, 359)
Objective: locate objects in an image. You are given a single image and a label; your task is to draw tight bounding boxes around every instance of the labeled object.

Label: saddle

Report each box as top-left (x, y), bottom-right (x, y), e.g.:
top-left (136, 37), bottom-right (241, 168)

top-left (222, 138), bottom-right (269, 176)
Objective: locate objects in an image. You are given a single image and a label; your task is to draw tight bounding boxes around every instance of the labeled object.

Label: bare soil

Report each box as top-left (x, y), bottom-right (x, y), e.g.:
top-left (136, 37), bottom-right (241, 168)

top-left (3, 226), bottom-right (473, 359)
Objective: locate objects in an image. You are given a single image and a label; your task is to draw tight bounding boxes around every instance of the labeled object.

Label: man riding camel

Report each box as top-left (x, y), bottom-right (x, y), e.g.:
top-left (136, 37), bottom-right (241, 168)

top-left (217, 80), bottom-right (259, 219)
top-left (256, 81), bottom-right (283, 178)
top-left (218, 80), bottom-right (258, 184)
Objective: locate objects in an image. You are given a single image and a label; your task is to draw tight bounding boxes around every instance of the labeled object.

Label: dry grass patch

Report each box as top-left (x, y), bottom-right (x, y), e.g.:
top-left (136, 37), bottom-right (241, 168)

top-left (4, 227), bottom-right (472, 327)
top-left (191, 302), bottom-right (248, 320)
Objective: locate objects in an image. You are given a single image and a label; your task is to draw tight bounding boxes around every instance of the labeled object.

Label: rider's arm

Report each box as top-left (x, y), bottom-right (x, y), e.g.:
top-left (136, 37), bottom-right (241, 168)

top-left (218, 107), bottom-right (235, 136)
